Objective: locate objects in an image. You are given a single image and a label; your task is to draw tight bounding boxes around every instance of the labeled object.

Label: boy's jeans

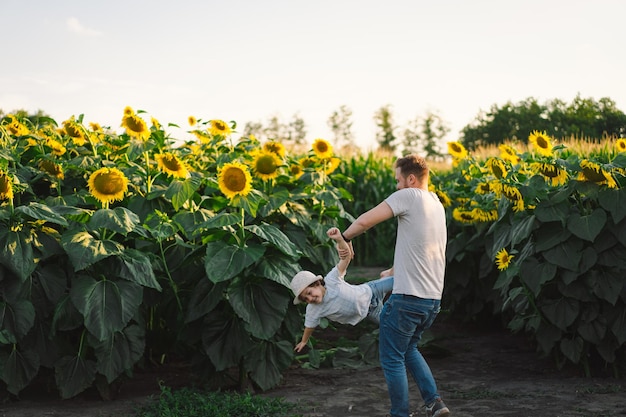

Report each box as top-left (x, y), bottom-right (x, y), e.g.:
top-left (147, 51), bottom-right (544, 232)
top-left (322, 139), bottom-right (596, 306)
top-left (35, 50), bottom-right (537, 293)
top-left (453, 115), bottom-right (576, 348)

top-left (365, 276), bottom-right (394, 323)
top-left (379, 294), bottom-right (441, 417)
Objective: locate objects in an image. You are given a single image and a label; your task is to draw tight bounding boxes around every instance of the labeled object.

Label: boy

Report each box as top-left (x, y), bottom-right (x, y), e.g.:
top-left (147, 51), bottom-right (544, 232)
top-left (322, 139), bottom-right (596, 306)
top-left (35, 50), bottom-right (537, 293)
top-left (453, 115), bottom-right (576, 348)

top-left (291, 227), bottom-right (393, 352)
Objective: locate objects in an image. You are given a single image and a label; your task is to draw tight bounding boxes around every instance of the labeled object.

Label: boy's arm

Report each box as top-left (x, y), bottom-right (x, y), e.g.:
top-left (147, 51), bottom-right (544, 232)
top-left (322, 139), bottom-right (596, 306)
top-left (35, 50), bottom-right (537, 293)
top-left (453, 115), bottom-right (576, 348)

top-left (327, 227), bottom-right (351, 277)
top-left (294, 327), bottom-right (315, 352)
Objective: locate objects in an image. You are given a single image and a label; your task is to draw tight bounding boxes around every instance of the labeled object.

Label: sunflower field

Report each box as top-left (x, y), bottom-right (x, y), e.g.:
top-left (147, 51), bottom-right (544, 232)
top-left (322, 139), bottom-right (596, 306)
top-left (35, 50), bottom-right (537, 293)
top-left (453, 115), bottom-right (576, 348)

top-left (0, 109), bottom-right (354, 398)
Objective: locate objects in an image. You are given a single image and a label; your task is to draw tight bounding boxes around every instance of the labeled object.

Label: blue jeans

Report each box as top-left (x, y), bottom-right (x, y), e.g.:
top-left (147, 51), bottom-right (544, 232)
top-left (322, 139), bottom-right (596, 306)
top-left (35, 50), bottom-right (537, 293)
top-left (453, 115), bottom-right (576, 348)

top-left (365, 276), bottom-right (394, 323)
top-left (379, 294), bottom-right (441, 417)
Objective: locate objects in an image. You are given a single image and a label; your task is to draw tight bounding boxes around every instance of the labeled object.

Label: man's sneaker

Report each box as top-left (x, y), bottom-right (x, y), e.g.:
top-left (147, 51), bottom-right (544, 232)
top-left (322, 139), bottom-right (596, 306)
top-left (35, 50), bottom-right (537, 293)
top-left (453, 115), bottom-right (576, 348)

top-left (425, 398), bottom-right (450, 417)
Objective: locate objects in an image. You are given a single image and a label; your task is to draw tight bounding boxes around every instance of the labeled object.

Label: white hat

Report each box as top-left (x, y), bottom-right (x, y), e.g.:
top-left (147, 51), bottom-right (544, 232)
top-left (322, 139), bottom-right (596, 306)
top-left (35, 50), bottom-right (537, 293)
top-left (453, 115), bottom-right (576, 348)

top-left (290, 271), bottom-right (323, 304)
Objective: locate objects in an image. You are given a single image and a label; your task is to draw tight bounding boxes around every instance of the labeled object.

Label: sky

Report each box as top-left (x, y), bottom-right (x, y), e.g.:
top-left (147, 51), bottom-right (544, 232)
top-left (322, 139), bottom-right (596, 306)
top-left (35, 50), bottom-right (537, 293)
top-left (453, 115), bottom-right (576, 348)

top-left (2, 0), bottom-right (625, 152)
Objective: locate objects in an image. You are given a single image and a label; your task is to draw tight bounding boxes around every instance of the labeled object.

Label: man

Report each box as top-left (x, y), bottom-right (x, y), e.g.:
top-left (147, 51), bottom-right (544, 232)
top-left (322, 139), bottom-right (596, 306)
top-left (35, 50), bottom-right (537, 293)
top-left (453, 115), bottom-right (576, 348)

top-left (340, 154), bottom-right (449, 417)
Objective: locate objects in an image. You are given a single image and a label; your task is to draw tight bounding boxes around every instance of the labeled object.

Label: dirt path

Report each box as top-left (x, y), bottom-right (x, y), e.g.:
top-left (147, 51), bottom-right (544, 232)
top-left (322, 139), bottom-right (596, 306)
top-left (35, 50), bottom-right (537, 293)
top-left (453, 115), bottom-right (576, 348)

top-left (2, 314), bottom-right (626, 417)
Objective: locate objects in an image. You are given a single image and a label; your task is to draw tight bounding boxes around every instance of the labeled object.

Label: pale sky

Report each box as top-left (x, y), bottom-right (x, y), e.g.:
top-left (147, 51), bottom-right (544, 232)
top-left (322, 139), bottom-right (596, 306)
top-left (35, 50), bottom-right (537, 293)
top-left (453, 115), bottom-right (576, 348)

top-left (2, 0), bottom-right (625, 151)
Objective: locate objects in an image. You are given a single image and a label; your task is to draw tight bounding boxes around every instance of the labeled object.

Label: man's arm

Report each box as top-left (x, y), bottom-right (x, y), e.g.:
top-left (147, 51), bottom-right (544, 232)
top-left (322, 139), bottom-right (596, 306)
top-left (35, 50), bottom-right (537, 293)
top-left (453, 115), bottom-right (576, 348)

top-left (342, 201), bottom-right (394, 245)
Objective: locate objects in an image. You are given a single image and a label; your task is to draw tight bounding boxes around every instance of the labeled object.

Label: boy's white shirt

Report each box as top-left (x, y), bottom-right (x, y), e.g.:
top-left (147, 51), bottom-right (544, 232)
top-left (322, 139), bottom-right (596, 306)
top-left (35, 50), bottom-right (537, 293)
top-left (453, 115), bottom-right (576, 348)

top-left (304, 266), bottom-right (372, 328)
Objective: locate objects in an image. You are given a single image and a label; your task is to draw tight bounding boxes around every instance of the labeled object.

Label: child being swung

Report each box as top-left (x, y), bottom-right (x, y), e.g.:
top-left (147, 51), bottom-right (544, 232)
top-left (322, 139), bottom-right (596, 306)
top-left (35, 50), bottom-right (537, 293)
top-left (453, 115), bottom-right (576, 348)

top-left (290, 227), bottom-right (393, 352)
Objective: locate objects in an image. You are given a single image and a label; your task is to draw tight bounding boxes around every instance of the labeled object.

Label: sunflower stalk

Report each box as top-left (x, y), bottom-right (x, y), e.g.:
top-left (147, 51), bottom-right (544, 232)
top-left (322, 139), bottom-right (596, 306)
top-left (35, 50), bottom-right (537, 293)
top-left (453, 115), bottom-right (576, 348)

top-left (159, 239), bottom-right (182, 311)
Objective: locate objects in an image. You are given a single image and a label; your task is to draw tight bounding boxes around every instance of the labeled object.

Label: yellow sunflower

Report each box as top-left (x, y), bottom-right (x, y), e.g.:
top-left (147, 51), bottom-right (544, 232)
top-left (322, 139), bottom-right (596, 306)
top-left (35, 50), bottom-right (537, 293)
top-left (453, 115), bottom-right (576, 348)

top-left (151, 117), bottom-right (161, 130)
top-left (485, 157), bottom-right (507, 179)
top-left (498, 144), bottom-right (520, 164)
top-left (452, 207), bottom-right (476, 224)
top-left (495, 248), bottom-right (514, 271)
top-left (218, 161), bottom-right (253, 200)
top-left (474, 181), bottom-right (492, 195)
top-left (4, 115), bottom-right (30, 137)
top-left (323, 156), bottom-right (341, 175)
top-left (615, 138), bottom-right (626, 153)
top-left (531, 162), bottom-right (568, 187)
top-left (263, 140), bottom-right (286, 158)
top-left (188, 116), bottom-right (197, 126)
top-left (434, 190), bottom-right (452, 207)
top-left (447, 141), bottom-right (468, 160)
top-left (123, 106), bottom-right (135, 116)
top-left (501, 184), bottom-right (525, 212)
top-left (312, 138), bottom-right (333, 159)
top-left (89, 122), bottom-right (103, 132)
top-left (209, 119), bottom-right (232, 137)
top-left (528, 130), bottom-right (553, 157)
top-left (289, 163), bottom-right (304, 180)
top-left (155, 153), bottom-right (189, 178)
top-left (252, 151), bottom-right (282, 181)
top-left (63, 119), bottom-right (87, 146)
top-left (578, 159), bottom-right (617, 188)
top-left (46, 138), bottom-right (67, 156)
top-left (87, 167), bottom-right (129, 208)
top-left (0, 171), bottom-right (14, 201)
top-left (38, 160), bottom-right (64, 180)
top-left (472, 207), bottom-right (498, 222)
top-left (121, 113), bottom-right (150, 141)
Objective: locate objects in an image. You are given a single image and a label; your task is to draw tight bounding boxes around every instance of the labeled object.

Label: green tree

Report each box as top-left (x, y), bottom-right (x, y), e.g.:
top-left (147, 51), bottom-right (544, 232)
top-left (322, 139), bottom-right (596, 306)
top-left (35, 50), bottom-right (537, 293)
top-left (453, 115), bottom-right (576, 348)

top-left (401, 111), bottom-right (448, 159)
top-left (327, 105), bottom-right (355, 151)
top-left (373, 105), bottom-right (397, 152)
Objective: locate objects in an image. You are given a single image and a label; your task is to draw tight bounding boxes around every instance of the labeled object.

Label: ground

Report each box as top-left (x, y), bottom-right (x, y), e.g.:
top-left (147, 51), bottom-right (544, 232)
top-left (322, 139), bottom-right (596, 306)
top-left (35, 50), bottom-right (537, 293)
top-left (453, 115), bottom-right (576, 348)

top-left (2, 269), bottom-right (626, 417)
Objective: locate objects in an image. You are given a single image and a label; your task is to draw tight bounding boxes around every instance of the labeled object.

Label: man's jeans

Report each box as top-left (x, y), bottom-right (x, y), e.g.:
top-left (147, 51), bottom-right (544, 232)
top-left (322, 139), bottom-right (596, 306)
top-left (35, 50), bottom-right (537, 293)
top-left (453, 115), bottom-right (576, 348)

top-left (379, 294), bottom-right (441, 417)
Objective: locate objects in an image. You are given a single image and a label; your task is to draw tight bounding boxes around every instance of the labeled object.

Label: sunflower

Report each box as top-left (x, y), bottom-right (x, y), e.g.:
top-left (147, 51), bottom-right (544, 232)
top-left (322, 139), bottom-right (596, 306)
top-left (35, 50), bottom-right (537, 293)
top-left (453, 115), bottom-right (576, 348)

top-left (289, 163), bottom-right (304, 180)
top-left (531, 162), bottom-right (568, 187)
top-left (209, 119), bottom-right (232, 137)
top-left (323, 157), bottom-right (341, 175)
top-left (46, 138), bottom-right (67, 156)
top-left (447, 141), bottom-right (468, 160)
top-left (578, 159), bottom-right (617, 188)
top-left (434, 190), bottom-right (452, 207)
top-left (151, 117), bottom-right (161, 130)
top-left (89, 122), bottom-right (102, 132)
top-left (63, 119), bottom-right (87, 146)
top-left (0, 171), bottom-right (14, 201)
top-left (495, 248), bottom-right (514, 271)
top-left (499, 144), bottom-right (520, 164)
top-left (501, 184), bottom-right (524, 212)
top-left (87, 167), bottom-right (129, 207)
top-left (4, 115), bottom-right (30, 136)
top-left (121, 113), bottom-right (150, 141)
top-left (252, 151), bottom-right (281, 181)
top-left (472, 207), bottom-right (498, 222)
top-left (156, 153), bottom-right (189, 178)
top-left (123, 106), bottom-right (135, 116)
top-left (452, 207), bottom-right (476, 224)
top-left (615, 138), bottom-right (626, 153)
top-left (312, 138), bottom-right (333, 159)
top-left (263, 140), bottom-right (286, 158)
top-left (528, 130), bottom-right (553, 157)
top-left (188, 116), bottom-right (197, 126)
top-left (218, 161), bottom-right (253, 200)
top-left (485, 157), bottom-right (507, 179)
top-left (39, 160), bottom-right (64, 179)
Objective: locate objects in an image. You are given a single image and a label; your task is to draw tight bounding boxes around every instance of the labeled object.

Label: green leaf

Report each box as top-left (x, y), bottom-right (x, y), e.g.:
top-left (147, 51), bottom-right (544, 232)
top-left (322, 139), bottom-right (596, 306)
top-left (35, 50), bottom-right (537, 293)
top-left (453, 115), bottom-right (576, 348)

top-left (588, 268), bottom-right (622, 305)
top-left (534, 199), bottom-right (570, 224)
top-left (542, 239), bottom-right (583, 271)
top-left (509, 214), bottom-right (536, 246)
top-left (172, 209), bottom-right (213, 238)
top-left (70, 276), bottom-right (143, 341)
top-left (92, 325), bottom-right (145, 383)
top-left (204, 241), bottom-right (265, 283)
top-left (608, 307), bottom-right (626, 345)
top-left (256, 256), bottom-right (301, 288)
top-left (88, 207), bottom-right (140, 236)
top-left (195, 212), bottom-right (242, 230)
top-left (51, 294), bottom-right (83, 334)
top-left (598, 188), bottom-right (626, 223)
top-left (111, 249), bottom-right (161, 290)
top-left (560, 336), bottom-right (584, 364)
top-left (201, 308), bottom-right (251, 371)
top-left (520, 257), bottom-right (556, 296)
top-left (185, 279), bottom-right (228, 323)
top-left (0, 228), bottom-right (36, 281)
top-left (229, 277), bottom-right (289, 340)
top-left (535, 321), bottom-right (561, 355)
top-left (1, 348), bottom-right (39, 395)
top-left (166, 176), bottom-right (202, 211)
top-left (244, 340), bottom-right (294, 391)
top-left (15, 202), bottom-right (68, 226)
top-left (566, 209), bottom-right (607, 242)
top-left (0, 300), bottom-right (36, 342)
top-left (54, 355), bottom-right (97, 399)
top-left (534, 222), bottom-right (571, 252)
top-left (246, 223), bottom-right (301, 258)
top-left (577, 319), bottom-right (606, 344)
top-left (578, 247), bottom-right (597, 275)
top-left (61, 229), bottom-right (123, 271)
top-left (232, 189), bottom-right (266, 217)
top-left (541, 297), bottom-right (579, 331)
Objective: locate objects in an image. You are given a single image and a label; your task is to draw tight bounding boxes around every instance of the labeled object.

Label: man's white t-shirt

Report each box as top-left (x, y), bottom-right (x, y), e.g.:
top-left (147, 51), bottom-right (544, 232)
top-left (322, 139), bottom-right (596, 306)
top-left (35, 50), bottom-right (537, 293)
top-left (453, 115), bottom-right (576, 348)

top-left (304, 266), bottom-right (372, 328)
top-left (385, 188), bottom-right (447, 299)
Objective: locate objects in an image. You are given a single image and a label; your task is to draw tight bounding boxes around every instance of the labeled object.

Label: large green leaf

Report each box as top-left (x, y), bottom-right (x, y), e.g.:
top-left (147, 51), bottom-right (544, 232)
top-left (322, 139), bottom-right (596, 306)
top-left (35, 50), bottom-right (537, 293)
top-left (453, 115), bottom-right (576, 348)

top-left (1, 348), bottom-right (39, 395)
top-left (256, 255), bottom-right (301, 288)
top-left (54, 355), bottom-right (97, 399)
top-left (231, 189), bottom-right (266, 217)
top-left (542, 239), bottom-right (583, 271)
top-left (228, 277), bottom-right (289, 340)
top-left (201, 308), bottom-right (252, 371)
top-left (535, 321), bottom-right (562, 355)
top-left (246, 223), bottom-right (301, 258)
top-left (534, 199), bottom-right (570, 224)
top-left (0, 300), bottom-right (36, 343)
top-left (111, 248), bottom-right (161, 290)
top-left (70, 276), bottom-right (143, 341)
top-left (61, 229), bottom-right (124, 271)
top-left (172, 208), bottom-right (213, 239)
top-left (15, 202), bottom-right (68, 226)
top-left (51, 294), bottom-right (84, 334)
top-left (195, 212), bottom-right (242, 230)
top-left (185, 279), bottom-right (228, 323)
top-left (588, 268), bottom-right (622, 305)
top-left (560, 336), bottom-right (584, 364)
top-left (598, 187), bottom-right (626, 223)
top-left (520, 257), bottom-right (556, 296)
top-left (166, 176), bottom-right (202, 211)
top-left (244, 340), bottom-right (294, 391)
top-left (36, 264), bottom-right (69, 305)
top-left (509, 214), bottom-right (536, 246)
top-left (88, 207), bottom-right (140, 235)
top-left (608, 307), bottom-right (626, 345)
top-left (540, 297), bottom-right (579, 331)
top-left (92, 325), bottom-right (145, 383)
top-left (204, 241), bottom-right (265, 283)
top-left (577, 318), bottom-right (606, 344)
top-left (566, 209), bottom-right (607, 242)
top-left (534, 222), bottom-right (571, 252)
top-left (0, 228), bottom-right (36, 281)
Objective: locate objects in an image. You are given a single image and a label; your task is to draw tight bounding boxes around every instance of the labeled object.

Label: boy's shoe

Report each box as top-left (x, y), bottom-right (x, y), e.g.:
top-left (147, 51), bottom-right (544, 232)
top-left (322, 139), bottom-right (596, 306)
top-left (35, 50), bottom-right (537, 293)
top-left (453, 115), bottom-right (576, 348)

top-left (425, 398), bottom-right (450, 417)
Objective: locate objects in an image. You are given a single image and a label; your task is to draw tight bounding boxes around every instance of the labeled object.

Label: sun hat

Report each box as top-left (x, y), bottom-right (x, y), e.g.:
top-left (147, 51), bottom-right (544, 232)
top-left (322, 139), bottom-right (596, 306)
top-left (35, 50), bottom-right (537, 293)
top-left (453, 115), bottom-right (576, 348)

top-left (290, 271), bottom-right (323, 304)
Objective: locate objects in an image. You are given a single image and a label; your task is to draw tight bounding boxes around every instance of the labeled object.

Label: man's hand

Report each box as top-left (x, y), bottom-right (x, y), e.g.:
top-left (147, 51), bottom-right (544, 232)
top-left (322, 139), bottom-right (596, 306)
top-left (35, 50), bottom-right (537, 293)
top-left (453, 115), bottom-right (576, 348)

top-left (380, 267), bottom-right (393, 278)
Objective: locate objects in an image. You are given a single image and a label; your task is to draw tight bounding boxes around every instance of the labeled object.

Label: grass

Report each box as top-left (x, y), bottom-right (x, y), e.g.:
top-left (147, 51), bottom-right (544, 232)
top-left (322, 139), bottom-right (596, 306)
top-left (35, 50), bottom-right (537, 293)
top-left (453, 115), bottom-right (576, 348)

top-left (132, 386), bottom-right (302, 417)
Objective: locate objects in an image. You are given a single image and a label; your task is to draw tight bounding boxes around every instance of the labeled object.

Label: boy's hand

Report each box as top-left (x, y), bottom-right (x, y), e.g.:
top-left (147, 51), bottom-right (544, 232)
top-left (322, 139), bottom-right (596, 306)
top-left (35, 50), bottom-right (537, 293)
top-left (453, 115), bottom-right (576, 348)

top-left (294, 341), bottom-right (307, 352)
top-left (327, 227), bottom-right (340, 240)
